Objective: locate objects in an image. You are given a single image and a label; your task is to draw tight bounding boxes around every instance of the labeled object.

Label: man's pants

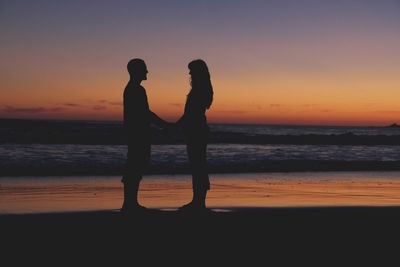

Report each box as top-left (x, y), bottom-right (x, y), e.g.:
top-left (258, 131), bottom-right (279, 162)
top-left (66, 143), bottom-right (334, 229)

top-left (122, 143), bottom-right (151, 184)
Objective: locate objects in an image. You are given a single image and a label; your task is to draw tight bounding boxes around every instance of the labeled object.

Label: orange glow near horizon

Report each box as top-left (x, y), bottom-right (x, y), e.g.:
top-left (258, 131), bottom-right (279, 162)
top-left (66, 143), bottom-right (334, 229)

top-left (1, 71), bottom-right (399, 126)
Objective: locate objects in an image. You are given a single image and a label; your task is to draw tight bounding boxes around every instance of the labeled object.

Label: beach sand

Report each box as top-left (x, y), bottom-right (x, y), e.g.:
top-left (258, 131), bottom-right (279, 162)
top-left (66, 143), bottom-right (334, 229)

top-left (2, 206), bottom-right (399, 263)
top-left (2, 172), bottom-right (400, 262)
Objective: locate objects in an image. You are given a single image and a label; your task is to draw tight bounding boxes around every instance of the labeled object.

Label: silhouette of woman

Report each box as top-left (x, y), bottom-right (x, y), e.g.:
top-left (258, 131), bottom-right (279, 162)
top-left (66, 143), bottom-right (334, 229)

top-left (177, 59), bottom-right (213, 211)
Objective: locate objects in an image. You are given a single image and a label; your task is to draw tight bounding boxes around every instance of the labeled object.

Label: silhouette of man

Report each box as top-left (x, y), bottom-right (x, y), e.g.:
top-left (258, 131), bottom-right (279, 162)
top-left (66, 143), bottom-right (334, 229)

top-left (121, 58), bottom-right (168, 212)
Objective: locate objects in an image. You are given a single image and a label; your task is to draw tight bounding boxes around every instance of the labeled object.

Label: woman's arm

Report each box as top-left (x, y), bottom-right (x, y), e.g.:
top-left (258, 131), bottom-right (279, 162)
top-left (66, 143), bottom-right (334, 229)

top-left (148, 110), bottom-right (169, 128)
top-left (176, 114), bottom-right (185, 126)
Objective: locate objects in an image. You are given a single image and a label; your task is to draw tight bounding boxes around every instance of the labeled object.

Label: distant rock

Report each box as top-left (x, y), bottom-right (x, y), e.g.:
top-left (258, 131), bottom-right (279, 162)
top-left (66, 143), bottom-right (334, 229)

top-left (387, 123), bottom-right (400, 128)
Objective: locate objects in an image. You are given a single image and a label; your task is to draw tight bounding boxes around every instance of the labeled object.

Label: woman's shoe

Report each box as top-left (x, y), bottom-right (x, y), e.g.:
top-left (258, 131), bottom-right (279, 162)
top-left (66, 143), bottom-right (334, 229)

top-left (178, 201), bottom-right (207, 213)
top-left (120, 202), bottom-right (147, 214)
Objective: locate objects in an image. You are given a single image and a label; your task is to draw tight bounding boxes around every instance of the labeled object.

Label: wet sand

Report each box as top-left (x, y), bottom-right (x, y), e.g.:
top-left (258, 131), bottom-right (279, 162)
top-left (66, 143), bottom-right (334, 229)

top-left (2, 172), bottom-right (400, 261)
top-left (2, 171), bottom-right (400, 214)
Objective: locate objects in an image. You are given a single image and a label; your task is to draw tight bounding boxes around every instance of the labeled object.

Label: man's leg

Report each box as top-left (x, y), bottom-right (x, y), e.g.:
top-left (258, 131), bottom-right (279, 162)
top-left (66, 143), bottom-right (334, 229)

top-left (121, 143), bottom-right (149, 212)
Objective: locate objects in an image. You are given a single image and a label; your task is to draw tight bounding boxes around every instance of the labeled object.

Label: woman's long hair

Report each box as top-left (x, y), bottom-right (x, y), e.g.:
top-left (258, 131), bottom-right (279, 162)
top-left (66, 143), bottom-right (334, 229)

top-left (188, 59), bottom-right (213, 109)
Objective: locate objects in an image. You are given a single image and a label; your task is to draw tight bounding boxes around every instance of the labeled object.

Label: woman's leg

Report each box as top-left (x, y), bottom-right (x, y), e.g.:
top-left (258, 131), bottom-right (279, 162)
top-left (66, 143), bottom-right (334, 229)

top-left (180, 138), bottom-right (209, 210)
top-left (189, 141), bottom-right (210, 193)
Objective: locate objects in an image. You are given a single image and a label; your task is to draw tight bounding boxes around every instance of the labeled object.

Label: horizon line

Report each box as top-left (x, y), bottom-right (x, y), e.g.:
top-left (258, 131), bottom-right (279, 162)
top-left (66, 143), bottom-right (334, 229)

top-left (0, 117), bottom-right (397, 128)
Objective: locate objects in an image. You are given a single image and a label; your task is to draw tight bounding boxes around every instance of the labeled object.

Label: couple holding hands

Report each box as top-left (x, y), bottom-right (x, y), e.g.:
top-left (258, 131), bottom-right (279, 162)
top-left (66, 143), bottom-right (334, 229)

top-left (121, 58), bottom-right (213, 213)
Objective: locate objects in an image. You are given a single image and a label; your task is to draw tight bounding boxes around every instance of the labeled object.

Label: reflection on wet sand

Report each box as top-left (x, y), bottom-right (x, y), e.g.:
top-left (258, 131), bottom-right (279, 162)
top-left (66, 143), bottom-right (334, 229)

top-left (2, 172), bottom-right (400, 214)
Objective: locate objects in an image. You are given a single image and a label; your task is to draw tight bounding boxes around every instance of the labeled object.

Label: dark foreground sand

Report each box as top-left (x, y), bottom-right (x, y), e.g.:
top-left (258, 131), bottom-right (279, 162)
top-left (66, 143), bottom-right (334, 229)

top-left (2, 206), bottom-right (400, 263)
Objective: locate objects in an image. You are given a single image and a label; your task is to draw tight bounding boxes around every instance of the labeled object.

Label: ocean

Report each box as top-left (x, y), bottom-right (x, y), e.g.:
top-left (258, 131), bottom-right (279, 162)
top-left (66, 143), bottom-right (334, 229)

top-left (0, 118), bottom-right (399, 176)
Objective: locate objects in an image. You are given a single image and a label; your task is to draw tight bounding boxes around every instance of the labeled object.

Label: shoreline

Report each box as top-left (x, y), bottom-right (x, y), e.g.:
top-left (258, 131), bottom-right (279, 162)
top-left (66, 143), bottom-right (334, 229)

top-left (2, 204), bottom-right (400, 217)
top-left (3, 171), bottom-right (400, 215)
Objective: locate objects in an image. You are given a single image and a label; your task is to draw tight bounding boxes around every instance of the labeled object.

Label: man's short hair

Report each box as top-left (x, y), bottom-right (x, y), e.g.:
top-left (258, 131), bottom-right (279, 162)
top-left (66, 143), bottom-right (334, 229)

top-left (127, 58), bottom-right (146, 76)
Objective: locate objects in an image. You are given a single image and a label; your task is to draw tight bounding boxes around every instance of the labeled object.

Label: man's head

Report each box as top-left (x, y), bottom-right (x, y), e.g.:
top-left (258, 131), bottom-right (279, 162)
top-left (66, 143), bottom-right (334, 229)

top-left (127, 58), bottom-right (148, 82)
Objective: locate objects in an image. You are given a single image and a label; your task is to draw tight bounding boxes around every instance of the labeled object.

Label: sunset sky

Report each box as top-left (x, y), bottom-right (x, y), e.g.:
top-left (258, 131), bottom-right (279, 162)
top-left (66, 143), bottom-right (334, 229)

top-left (1, 0), bottom-right (399, 126)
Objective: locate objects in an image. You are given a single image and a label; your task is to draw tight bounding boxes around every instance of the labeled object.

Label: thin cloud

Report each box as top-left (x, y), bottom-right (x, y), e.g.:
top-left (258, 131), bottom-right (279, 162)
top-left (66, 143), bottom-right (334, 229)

top-left (302, 104), bottom-right (318, 108)
top-left (93, 105), bottom-right (107, 110)
top-left (2, 105), bottom-right (64, 113)
top-left (49, 107), bottom-right (65, 112)
top-left (3, 106), bottom-right (45, 113)
top-left (63, 103), bottom-right (80, 107)
top-left (218, 110), bottom-right (247, 114)
top-left (270, 104), bottom-right (281, 108)
top-left (108, 101), bottom-right (122, 106)
top-left (98, 100), bottom-right (122, 106)
top-left (374, 110), bottom-right (400, 114)
top-left (170, 103), bottom-right (183, 108)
